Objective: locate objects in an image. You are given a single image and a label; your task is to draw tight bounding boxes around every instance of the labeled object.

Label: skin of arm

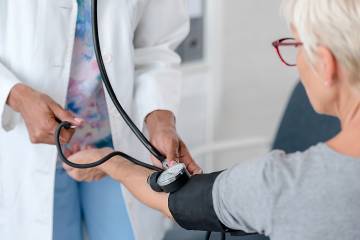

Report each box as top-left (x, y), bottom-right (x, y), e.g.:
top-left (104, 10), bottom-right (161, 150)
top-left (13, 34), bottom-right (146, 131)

top-left (67, 148), bottom-right (172, 218)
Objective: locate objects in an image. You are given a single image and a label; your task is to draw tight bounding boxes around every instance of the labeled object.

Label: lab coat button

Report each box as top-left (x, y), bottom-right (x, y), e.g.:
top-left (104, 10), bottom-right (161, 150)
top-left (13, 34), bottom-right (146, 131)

top-left (103, 54), bottom-right (112, 64)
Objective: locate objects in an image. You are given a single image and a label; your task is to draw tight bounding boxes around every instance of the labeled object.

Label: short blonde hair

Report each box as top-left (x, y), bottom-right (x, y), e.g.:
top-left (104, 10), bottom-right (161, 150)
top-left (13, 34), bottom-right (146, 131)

top-left (282, 0), bottom-right (360, 90)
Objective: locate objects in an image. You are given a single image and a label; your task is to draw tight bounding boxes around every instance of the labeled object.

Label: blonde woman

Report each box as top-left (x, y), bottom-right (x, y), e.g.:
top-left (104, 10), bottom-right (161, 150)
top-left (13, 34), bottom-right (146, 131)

top-left (67, 0), bottom-right (360, 239)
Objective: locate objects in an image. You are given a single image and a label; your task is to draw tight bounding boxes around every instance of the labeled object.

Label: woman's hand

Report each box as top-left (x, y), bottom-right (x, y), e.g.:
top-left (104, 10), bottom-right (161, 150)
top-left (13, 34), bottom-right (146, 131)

top-left (64, 147), bottom-right (114, 182)
top-left (146, 110), bottom-right (202, 175)
top-left (6, 84), bottom-right (83, 144)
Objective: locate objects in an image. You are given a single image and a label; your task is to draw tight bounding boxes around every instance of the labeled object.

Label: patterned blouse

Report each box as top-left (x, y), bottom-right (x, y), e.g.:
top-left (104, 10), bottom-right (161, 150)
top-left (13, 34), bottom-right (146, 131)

top-left (65, 0), bottom-right (113, 150)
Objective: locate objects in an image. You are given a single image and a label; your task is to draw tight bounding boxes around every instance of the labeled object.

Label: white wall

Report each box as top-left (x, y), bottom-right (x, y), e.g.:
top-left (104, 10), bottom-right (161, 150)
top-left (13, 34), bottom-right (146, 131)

top-left (213, 0), bottom-right (298, 169)
top-left (177, 0), bottom-right (299, 171)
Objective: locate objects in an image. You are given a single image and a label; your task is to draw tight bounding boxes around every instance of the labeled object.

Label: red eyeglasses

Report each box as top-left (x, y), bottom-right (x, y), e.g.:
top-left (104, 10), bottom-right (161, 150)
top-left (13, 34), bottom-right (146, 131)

top-left (272, 38), bottom-right (303, 66)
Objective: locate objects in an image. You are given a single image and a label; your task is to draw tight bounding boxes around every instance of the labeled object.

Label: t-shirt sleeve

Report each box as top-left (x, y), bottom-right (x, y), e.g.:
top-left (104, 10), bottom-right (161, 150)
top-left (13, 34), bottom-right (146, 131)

top-left (212, 150), bottom-right (293, 235)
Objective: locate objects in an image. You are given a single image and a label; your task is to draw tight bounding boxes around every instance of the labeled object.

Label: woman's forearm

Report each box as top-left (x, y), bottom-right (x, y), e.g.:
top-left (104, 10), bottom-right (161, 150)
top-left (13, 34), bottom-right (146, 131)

top-left (101, 158), bottom-right (172, 217)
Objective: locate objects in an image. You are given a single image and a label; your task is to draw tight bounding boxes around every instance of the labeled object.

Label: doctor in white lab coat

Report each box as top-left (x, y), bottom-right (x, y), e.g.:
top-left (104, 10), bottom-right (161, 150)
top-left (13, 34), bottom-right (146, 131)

top-left (0, 1), bottom-right (201, 240)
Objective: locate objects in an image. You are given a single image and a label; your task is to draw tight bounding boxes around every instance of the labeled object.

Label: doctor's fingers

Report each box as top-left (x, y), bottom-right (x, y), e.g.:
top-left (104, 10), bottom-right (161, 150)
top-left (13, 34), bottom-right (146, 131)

top-left (150, 139), bottom-right (179, 168)
top-left (50, 103), bottom-right (84, 143)
top-left (49, 102), bottom-right (84, 127)
top-left (150, 155), bottom-right (164, 169)
top-left (47, 119), bottom-right (76, 144)
top-left (179, 140), bottom-right (202, 175)
top-left (27, 122), bottom-right (69, 145)
top-left (163, 138), bottom-right (180, 163)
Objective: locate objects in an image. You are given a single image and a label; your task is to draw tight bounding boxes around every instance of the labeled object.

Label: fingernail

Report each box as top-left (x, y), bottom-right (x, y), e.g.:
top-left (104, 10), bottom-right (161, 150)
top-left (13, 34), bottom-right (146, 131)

top-left (74, 118), bottom-right (84, 125)
top-left (168, 161), bottom-right (177, 167)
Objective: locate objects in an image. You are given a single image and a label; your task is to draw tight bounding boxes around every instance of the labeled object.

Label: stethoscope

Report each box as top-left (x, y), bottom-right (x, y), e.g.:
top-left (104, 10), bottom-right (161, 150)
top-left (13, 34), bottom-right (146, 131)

top-left (55, 0), bottom-right (190, 194)
top-left (55, 1), bottom-right (253, 239)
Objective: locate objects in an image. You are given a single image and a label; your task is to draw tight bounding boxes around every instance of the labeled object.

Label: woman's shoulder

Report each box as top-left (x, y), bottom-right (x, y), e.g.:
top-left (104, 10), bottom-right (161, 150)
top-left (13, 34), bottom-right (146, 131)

top-left (261, 143), bottom-right (360, 188)
top-left (269, 142), bottom-right (352, 165)
top-left (219, 143), bottom-right (360, 191)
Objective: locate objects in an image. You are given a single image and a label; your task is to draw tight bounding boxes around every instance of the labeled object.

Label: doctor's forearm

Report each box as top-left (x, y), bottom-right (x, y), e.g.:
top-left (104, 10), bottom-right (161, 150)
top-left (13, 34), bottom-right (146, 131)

top-left (101, 158), bottom-right (172, 217)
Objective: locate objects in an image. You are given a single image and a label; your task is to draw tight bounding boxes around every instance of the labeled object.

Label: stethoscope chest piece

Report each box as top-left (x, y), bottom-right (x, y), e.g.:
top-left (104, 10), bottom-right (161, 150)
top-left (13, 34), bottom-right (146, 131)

top-left (148, 163), bottom-right (190, 193)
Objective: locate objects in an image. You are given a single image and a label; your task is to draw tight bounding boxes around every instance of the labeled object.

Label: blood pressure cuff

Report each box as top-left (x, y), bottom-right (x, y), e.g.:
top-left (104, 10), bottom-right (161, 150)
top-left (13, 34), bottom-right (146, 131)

top-left (168, 171), bottom-right (227, 232)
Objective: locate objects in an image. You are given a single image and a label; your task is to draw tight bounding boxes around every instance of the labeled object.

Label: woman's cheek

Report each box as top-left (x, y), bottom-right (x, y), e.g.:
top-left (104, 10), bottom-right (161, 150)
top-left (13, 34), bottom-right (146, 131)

top-left (297, 50), bottom-right (308, 85)
top-left (296, 50), bottom-right (320, 111)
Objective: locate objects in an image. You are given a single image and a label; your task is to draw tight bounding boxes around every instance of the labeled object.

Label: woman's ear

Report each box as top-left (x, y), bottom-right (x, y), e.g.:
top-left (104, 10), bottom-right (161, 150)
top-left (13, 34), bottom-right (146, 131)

top-left (315, 46), bottom-right (337, 87)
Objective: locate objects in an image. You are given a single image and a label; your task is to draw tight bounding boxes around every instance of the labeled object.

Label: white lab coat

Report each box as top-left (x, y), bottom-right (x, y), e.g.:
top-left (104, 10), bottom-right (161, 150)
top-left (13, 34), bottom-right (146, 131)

top-left (0, 1), bottom-right (189, 239)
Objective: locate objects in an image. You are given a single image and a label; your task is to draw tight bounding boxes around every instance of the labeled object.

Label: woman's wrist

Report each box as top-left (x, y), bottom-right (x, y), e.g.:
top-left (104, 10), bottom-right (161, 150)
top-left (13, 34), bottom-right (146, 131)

top-left (99, 156), bottom-right (121, 177)
top-left (99, 156), bottom-right (132, 181)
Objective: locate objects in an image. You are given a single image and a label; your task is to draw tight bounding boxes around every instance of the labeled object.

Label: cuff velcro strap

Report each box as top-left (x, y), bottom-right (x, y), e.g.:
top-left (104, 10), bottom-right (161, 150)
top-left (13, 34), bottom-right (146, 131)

top-left (168, 171), bottom-right (225, 232)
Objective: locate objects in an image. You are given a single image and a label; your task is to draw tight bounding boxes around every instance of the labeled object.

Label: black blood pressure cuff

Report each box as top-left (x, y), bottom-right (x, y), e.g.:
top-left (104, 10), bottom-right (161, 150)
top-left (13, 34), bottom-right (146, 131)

top-left (168, 171), bottom-right (226, 232)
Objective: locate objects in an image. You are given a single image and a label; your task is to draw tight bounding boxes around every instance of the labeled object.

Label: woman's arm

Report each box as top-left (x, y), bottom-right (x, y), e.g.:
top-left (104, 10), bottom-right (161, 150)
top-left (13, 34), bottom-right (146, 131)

top-left (66, 148), bottom-right (229, 232)
top-left (104, 157), bottom-right (172, 217)
top-left (67, 148), bottom-right (172, 217)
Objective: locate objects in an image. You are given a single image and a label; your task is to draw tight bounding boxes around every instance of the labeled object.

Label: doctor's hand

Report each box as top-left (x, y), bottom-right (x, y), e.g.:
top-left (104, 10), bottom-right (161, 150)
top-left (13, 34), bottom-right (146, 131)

top-left (146, 110), bottom-right (202, 175)
top-left (6, 84), bottom-right (83, 144)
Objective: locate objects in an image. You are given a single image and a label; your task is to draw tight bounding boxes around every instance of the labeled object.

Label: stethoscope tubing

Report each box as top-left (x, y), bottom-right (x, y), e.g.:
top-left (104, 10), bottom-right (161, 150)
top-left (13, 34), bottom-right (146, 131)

top-left (55, 121), bottom-right (163, 171)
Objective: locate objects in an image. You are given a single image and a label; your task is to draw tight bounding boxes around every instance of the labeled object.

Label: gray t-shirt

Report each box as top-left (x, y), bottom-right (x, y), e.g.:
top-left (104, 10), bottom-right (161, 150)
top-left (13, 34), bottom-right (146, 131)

top-left (213, 143), bottom-right (360, 240)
